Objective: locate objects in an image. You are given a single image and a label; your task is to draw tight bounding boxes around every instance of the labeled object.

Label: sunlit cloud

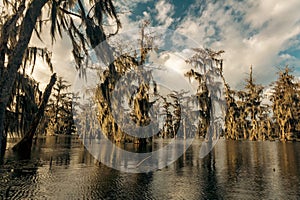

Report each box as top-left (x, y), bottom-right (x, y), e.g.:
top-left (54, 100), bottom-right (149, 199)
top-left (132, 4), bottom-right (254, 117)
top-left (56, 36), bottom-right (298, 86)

top-left (117, 0), bottom-right (300, 88)
top-left (155, 0), bottom-right (174, 28)
top-left (29, 18), bottom-right (78, 90)
top-left (28, 0), bottom-right (300, 91)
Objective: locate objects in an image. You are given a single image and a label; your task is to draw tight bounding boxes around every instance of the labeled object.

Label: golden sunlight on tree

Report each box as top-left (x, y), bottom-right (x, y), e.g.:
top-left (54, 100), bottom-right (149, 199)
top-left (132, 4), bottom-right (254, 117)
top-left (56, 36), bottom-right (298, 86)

top-left (0, 0), bottom-right (121, 155)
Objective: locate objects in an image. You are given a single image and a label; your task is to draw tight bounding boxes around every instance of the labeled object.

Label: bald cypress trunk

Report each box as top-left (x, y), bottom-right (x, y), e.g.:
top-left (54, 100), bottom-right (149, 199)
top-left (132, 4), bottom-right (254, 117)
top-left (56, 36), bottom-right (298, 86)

top-left (12, 73), bottom-right (56, 156)
top-left (0, 105), bottom-right (6, 156)
top-left (0, 0), bottom-right (49, 156)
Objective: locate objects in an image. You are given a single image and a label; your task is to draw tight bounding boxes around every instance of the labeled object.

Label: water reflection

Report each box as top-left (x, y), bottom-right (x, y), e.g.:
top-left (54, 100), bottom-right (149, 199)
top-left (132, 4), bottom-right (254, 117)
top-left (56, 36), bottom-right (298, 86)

top-left (0, 137), bottom-right (300, 199)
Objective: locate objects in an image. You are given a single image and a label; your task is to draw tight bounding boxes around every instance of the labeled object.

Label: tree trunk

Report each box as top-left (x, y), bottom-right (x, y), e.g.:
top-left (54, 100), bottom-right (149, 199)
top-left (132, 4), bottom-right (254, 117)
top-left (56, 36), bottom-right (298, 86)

top-left (0, 0), bottom-right (49, 157)
top-left (0, 104), bottom-right (7, 156)
top-left (12, 74), bottom-right (56, 156)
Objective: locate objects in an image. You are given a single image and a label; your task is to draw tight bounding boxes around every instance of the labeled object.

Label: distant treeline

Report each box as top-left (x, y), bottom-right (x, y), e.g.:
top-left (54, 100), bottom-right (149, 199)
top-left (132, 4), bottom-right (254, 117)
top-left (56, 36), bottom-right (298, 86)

top-left (4, 55), bottom-right (300, 143)
top-left (223, 66), bottom-right (300, 141)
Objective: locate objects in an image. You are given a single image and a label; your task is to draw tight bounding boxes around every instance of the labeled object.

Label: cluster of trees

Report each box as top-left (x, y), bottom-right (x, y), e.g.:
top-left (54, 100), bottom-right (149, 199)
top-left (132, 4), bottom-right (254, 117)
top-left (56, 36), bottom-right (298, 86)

top-left (0, 0), bottom-right (121, 155)
top-left (1, 0), bottom-right (300, 158)
top-left (43, 77), bottom-right (76, 135)
top-left (89, 23), bottom-right (225, 143)
top-left (4, 74), bottom-right (76, 138)
top-left (5, 72), bottom-right (42, 138)
top-left (223, 66), bottom-right (300, 141)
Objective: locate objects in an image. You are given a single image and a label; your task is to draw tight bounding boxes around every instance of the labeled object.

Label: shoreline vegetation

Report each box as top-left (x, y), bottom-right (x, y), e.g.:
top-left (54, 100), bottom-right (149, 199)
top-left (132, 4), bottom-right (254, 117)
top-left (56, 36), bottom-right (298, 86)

top-left (6, 133), bottom-right (300, 143)
top-left (0, 0), bottom-right (299, 159)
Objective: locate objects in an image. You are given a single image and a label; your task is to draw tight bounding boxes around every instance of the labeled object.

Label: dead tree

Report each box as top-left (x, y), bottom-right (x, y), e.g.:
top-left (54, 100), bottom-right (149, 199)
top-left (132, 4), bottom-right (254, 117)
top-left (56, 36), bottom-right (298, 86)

top-left (12, 73), bottom-right (57, 156)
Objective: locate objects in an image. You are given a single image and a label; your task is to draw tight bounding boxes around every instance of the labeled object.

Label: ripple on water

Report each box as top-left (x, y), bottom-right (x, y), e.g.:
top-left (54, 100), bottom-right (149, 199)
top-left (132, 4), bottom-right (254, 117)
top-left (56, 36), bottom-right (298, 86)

top-left (1, 138), bottom-right (300, 199)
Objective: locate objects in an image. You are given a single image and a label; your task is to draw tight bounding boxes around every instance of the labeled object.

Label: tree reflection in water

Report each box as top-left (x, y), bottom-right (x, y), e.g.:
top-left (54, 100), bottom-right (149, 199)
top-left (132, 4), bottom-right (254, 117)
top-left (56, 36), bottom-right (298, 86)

top-left (1, 136), bottom-right (300, 199)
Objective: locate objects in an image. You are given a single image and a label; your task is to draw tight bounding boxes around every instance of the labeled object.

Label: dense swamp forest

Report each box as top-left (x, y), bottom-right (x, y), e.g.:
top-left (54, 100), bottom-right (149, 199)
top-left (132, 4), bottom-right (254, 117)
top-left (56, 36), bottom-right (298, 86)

top-left (0, 0), bottom-right (300, 159)
top-left (0, 0), bottom-right (300, 199)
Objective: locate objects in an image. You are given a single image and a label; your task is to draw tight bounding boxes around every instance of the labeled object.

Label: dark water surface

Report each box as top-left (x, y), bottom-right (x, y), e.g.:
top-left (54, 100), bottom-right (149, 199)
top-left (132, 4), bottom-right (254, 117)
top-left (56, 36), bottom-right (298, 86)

top-left (1, 136), bottom-right (300, 199)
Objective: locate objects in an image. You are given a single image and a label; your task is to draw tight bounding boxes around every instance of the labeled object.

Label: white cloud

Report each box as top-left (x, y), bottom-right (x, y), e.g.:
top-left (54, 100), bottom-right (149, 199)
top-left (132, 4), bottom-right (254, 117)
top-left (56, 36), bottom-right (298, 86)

top-left (177, 17), bottom-right (206, 42)
top-left (115, 0), bottom-right (152, 8)
top-left (244, 0), bottom-right (300, 29)
top-left (27, 0), bottom-right (300, 91)
top-left (155, 0), bottom-right (174, 28)
top-left (279, 54), bottom-right (294, 60)
top-left (29, 24), bottom-right (76, 90)
top-left (143, 11), bottom-right (150, 20)
top-left (175, 0), bottom-right (300, 88)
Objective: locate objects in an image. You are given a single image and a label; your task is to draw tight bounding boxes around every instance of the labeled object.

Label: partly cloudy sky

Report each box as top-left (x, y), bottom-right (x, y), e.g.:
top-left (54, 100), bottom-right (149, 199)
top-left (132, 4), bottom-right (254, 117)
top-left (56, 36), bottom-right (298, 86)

top-left (31, 0), bottom-right (300, 90)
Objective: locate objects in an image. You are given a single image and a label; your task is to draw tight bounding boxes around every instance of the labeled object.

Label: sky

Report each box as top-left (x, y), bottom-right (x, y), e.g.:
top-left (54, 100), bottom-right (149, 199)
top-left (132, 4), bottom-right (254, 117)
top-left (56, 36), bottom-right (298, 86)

top-left (28, 0), bottom-right (300, 90)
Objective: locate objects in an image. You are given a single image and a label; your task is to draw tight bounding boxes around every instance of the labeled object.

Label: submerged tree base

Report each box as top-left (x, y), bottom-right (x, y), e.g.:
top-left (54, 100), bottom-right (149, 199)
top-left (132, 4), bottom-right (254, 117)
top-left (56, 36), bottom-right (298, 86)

top-left (12, 74), bottom-right (57, 157)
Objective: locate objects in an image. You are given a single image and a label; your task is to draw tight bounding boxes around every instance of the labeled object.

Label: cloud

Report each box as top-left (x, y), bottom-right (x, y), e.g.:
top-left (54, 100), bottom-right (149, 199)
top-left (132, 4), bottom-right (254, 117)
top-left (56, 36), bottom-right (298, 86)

top-left (116, 0), bottom-right (152, 8)
top-left (279, 54), bottom-right (294, 60)
top-left (29, 25), bottom-right (76, 90)
top-left (155, 0), bottom-right (174, 28)
top-left (28, 0), bottom-right (300, 91)
top-left (174, 0), bottom-right (300, 88)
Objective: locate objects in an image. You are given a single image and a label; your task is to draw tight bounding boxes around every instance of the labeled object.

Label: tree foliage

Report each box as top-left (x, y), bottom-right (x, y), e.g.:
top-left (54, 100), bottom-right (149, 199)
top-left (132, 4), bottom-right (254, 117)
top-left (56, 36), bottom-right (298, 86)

top-left (270, 66), bottom-right (300, 140)
top-left (0, 0), bottom-right (121, 154)
top-left (223, 66), bottom-right (300, 141)
top-left (5, 72), bottom-right (42, 137)
top-left (46, 77), bottom-right (76, 135)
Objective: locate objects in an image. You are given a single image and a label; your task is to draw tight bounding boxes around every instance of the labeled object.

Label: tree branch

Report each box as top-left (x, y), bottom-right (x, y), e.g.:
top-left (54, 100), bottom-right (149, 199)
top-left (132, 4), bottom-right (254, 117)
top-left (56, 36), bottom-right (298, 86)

top-left (59, 7), bottom-right (82, 18)
top-left (12, 73), bottom-right (57, 154)
top-left (0, 0), bottom-right (26, 78)
top-left (0, 0), bottom-right (49, 106)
